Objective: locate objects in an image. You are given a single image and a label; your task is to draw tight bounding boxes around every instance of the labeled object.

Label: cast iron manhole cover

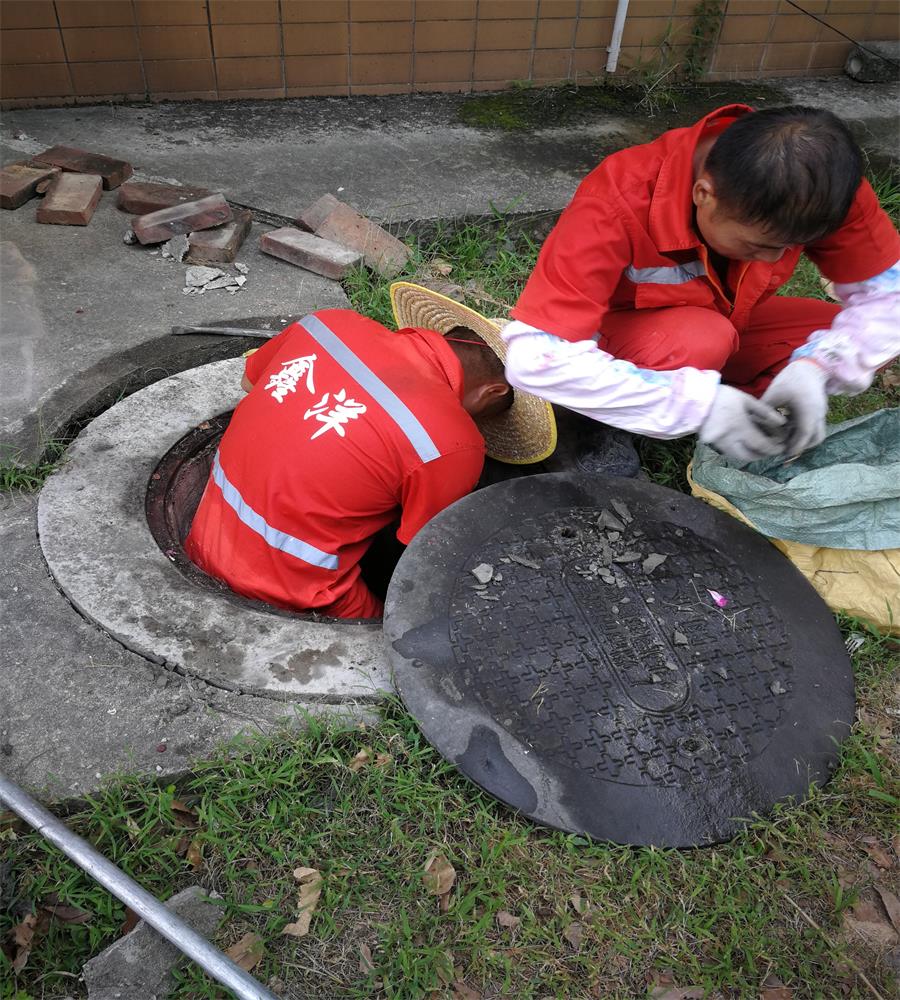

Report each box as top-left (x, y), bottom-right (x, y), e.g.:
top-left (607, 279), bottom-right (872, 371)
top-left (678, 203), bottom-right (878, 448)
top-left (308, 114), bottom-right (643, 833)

top-left (383, 473), bottom-right (855, 847)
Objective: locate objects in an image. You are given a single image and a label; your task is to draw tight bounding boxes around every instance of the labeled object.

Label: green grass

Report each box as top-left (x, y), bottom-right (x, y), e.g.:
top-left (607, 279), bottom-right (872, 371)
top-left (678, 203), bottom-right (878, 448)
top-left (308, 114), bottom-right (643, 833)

top-left (2, 619), bottom-right (897, 1000)
top-left (0, 442), bottom-right (67, 492)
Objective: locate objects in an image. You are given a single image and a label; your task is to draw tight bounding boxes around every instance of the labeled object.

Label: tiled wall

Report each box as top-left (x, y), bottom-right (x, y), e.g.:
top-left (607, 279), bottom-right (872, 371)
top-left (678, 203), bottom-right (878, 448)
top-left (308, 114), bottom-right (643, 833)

top-left (1, 0), bottom-right (898, 108)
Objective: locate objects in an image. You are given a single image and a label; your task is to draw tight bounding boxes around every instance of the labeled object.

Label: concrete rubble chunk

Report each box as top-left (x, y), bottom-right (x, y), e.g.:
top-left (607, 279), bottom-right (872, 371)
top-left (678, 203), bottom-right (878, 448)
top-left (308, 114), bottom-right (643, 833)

top-left (186, 208), bottom-right (252, 264)
top-left (260, 226), bottom-right (362, 280)
top-left (185, 265), bottom-right (224, 287)
top-left (132, 193), bottom-right (233, 246)
top-left (31, 145), bottom-right (133, 190)
top-left (82, 885), bottom-right (222, 1000)
top-left (161, 234), bottom-right (189, 262)
top-left (471, 563), bottom-right (494, 584)
top-left (0, 162), bottom-right (60, 210)
top-left (36, 173), bottom-right (103, 226)
top-left (297, 192), bottom-right (341, 232)
top-left (313, 199), bottom-right (411, 277)
top-left (234, 261), bottom-right (249, 274)
top-left (116, 180), bottom-right (213, 215)
top-left (845, 40), bottom-right (900, 83)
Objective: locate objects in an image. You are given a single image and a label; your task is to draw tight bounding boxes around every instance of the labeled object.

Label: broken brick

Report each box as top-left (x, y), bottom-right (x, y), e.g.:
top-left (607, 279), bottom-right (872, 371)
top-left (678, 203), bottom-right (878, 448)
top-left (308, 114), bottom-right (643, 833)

top-left (131, 194), bottom-right (233, 245)
top-left (298, 195), bottom-right (410, 277)
top-left (0, 163), bottom-right (60, 210)
top-left (31, 146), bottom-right (132, 190)
top-left (36, 173), bottom-right (102, 226)
top-left (186, 209), bottom-right (252, 264)
top-left (297, 193), bottom-right (340, 232)
top-left (260, 227), bottom-right (362, 280)
top-left (116, 181), bottom-right (213, 216)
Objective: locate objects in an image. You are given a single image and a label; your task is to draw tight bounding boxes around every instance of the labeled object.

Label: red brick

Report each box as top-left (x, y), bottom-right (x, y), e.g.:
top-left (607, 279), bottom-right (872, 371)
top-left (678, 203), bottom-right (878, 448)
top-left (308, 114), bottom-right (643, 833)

top-left (36, 172), bottom-right (102, 225)
top-left (186, 208), bottom-right (252, 264)
top-left (313, 201), bottom-right (409, 277)
top-left (260, 227), bottom-right (362, 279)
top-left (0, 162), bottom-right (60, 209)
top-left (116, 180), bottom-right (213, 214)
top-left (297, 192), bottom-right (340, 231)
top-left (132, 193), bottom-right (232, 244)
top-left (30, 145), bottom-right (133, 189)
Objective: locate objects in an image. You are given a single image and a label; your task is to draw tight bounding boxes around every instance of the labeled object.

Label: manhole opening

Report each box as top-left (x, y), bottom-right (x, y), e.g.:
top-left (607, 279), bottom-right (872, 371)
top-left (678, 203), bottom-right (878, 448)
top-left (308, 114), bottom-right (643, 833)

top-left (145, 412), bottom-right (399, 624)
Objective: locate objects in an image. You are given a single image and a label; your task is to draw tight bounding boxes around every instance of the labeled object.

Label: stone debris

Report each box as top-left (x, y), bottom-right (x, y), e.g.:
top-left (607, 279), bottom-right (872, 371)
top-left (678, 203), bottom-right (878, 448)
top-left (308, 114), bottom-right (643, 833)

top-left (673, 631), bottom-right (689, 646)
top-left (642, 552), bottom-right (667, 574)
top-left (612, 551), bottom-right (642, 564)
top-left (116, 180), bottom-right (213, 215)
top-left (260, 226), bottom-right (362, 279)
top-left (31, 145), bottom-right (133, 190)
top-left (36, 173), bottom-right (102, 226)
top-left (185, 265), bottom-right (223, 287)
top-left (161, 234), bottom-right (189, 262)
top-left (507, 552), bottom-right (540, 570)
top-left (186, 208), bottom-right (252, 264)
top-left (471, 563), bottom-right (494, 584)
top-left (610, 499), bottom-right (633, 524)
top-left (770, 680), bottom-right (787, 695)
top-left (234, 261), bottom-right (249, 274)
top-left (597, 509), bottom-right (626, 533)
top-left (0, 162), bottom-right (60, 210)
top-left (123, 228), bottom-right (137, 245)
top-left (182, 265), bottom-right (246, 295)
top-left (132, 193), bottom-right (232, 245)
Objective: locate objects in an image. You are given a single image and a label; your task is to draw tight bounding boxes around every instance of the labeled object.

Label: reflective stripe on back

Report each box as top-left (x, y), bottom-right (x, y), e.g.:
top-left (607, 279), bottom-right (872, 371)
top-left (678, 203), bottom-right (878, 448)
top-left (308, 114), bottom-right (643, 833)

top-left (212, 452), bottom-right (339, 571)
top-left (299, 313), bottom-right (442, 463)
top-left (626, 260), bottom-right (706, 285)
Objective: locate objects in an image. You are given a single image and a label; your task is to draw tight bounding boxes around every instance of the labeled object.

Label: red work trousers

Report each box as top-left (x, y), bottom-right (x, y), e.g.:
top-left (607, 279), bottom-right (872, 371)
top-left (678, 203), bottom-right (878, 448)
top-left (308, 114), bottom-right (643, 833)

top-left (320, 574), bottom-right (384, 620)
top-left (599, 296), bottom-right (841, 397)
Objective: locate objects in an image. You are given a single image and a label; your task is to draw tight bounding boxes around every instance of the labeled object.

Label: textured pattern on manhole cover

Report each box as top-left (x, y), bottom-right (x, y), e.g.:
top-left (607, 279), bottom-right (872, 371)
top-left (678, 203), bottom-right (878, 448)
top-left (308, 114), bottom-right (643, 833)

top-left (384, 473), bottom-right (854, 847)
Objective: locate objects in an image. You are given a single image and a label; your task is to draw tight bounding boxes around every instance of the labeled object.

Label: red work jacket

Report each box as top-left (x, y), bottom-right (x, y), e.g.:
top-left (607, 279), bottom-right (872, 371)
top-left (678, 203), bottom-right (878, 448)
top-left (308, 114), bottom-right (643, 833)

top-left (512, 104), bottom-right (900, 343)
top-left (185, 310), bottom-right (485, 612)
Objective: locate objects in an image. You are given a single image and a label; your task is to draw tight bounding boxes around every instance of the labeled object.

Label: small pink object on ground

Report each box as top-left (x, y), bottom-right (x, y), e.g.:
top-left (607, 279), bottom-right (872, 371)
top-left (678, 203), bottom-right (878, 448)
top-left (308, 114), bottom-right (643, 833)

top-left (260, 227), bottom-right (362, 280)
top-left (117, 181), bottom-right (213, 215)
top-left (36, 173), bottom-right (103, 226)
top-left (186, 209), bottom-right (252, 264)
top-left (707, 589), bottom-right (729, 608)
top-left (31, 145), bottom-right (133, 190)
top-left (0, 163), bottom-right (60, 210)
top-left (131, 193), bottom-right (233, 245)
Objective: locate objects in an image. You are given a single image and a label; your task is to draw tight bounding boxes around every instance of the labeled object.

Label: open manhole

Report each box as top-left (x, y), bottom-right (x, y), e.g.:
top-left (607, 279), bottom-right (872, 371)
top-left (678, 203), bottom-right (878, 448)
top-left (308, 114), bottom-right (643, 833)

top-left (384, 472), bottom-right (855, 847)
top-left (39, 359), bottom-right (389, 700)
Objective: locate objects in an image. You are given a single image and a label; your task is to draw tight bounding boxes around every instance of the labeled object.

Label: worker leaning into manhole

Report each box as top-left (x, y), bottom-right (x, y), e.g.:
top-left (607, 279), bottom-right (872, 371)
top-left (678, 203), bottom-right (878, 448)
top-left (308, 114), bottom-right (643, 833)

top-left (502, 104), bottom-right (900, 468)
top-left (184, 295), bottom-right (555, 619)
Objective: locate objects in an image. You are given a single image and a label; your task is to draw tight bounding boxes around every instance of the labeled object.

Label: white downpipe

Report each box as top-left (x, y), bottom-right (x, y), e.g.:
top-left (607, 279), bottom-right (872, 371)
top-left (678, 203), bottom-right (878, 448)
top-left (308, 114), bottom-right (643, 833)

top-left (606, 0), bottom-right (631, 74)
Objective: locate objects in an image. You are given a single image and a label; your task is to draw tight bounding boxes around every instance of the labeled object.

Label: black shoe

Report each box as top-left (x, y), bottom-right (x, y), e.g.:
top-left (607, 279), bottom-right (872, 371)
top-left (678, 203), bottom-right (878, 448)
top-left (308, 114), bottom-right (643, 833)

top-left (575, 423), bottom-right (641, 478)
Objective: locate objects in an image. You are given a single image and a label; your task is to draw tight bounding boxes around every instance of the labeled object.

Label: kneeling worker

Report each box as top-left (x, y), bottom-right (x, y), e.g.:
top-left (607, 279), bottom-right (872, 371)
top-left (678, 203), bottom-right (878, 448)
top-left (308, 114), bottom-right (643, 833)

top-left (186, 287), bottom-right (556, 619)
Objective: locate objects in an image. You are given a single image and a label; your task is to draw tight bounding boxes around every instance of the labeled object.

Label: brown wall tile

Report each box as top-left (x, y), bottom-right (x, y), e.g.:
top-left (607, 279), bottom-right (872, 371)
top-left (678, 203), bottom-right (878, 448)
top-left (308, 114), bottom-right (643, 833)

top-left (415, 19), bottom-right (476, 51)
top-left (578, 0), bottom-right (617, 14)
top-left (873, 0), bottom-right (899, 12)
top-left (282, 1), bottom-right (350, 22)
top-left (286, 83), bottom-right (351, 96)
top-left (575, 17), bottom-right (611, 46)
top-left (2, 28), bottom-right (66, 64)
top-left (351, 20), bottom-right (413, 53)
top-left (719, 14), bottom-right (773, 44)
top-left (215, 55), bottom-right (284, 88)
top-left (350, 51), bottom-right (412, 82)
top-left (63, 26), bottom-right (141, 62)
top-left (135, 1), bottom-right (209, 26)
top-left (218, 86), bottom-right (286, 98)
top-left (726, 0), bottom-right (778, 12)
top-left (0, 1), bottom-right (57, 30)
top-left (621, 17), bottom-right (670, 47)
top-left (763, 41), bottom-right (812, 70)
top-left (472, 48), bottom-right (530, 79)
top-left (413, 50), bottom-right (472, 81)
top-left (478, 0), bottom-right (538, 17)
top-left (807, 39), bottom-right (852, 68)
top-left (414, 80), bottom-right (472, 92)
top-left (285, 52), bottom-right (349, 85)
top-left (283, 22), bottom-right (348, 55)
top-left (769, 13), bottom-right (820, 42)
top-left (821, 13), bottom-right (875, 38)
top-left (535, 17), bottom-right (575, 47)
top-left (532, 46), bottom-right (571, 77)
top-left (871, 12), bottom-right (900, 37)
top-left (55, 1), bottom-right (135, 27)
top-left (1, 62), bottom-right (72, 97)
top-left (139, 25), bottom-right (212, 60)
top-left (539, 0), bottom-right (579, 15)
top-left (712, 41), bottom-right (766, 72)
top-left (144, 58), bottom-right (216, 90)
top-left (212, 24), bottom-right (281, 57)
top-left (824, 1), bottom-right (874, 13)
top-left (70, 60), bottom-right (144, 94)
top-left (415, 0), bottom-right (477, 18)
top-left (476, 19), bottom-right (536, 50)
top-left (209, 0), bottom-right (280, 22)
top-left (784, 0), bottom-right (826, 10)
top-left (352, 81), bottom-right (411, 93)
top-left (572, 45), bottom-right (605, 74)
top-left (350, 1), bottom-right (412, 21)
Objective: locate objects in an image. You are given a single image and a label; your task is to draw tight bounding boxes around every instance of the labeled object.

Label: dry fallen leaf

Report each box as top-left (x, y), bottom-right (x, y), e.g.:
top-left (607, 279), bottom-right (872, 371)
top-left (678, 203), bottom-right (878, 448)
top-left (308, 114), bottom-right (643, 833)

top-left (282, 866), bottom-right (323, 938)
top-left (186, 837), bottom-right (203, 869)
top-left (422, 852), bottom-right (456, 912)
top-left (650, 989), bottom-right (705, 1000)
top-left (860, 838), bottom-right (894, 869)
top-left (120, 906), bottom-right (140, 936)
top-left (496, 910), bottom-right (520, 929)
top-left (359, 941), bottom-right (376, 975)
top-left (880, 367), bottom-right (900, 390)
top-left (430, 257), bottom-right (453, 277)
top-left (760, 972), bottom-right (794, 999)
top-left (374, 752), bottom-right (393, 768)
top-left (452, 981), bottom-right (481, 999)
top-left (563, 920), bottom-right (584, 951)
top-left (170, 798), bottom-right (200, 829)
top-left (875, 885), bottom-right (900, 936)
top-left (11, 912), bottom-right (37, 973)
top-left (41, 901), bottom-right (91, 925)
top-left (225, 931), bottom-right (264, 972)
top-left (348, 748), bottom-right (373, 772)
top-left (842, 898), bottom-right (900, 948)
top-left (125, 816), bottom-right (141, 843)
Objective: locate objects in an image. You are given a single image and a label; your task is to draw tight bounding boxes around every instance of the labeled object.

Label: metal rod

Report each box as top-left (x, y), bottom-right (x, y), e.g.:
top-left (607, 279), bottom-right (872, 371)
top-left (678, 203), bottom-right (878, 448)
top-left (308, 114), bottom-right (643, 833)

top-left (171, 325), bottom-right (275, 338)
top-left (606, 0), bottom-right (631, 74)
top-left (0, 774), bottom-right (281, 1000)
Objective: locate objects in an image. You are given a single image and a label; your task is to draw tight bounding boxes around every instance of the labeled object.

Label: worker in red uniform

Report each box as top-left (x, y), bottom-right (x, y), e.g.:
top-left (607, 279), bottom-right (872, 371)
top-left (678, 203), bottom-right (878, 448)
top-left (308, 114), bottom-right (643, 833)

top-left (185, 309), bottom-right (515, 619)
top-left (503, 104), bottom-right (900, 466)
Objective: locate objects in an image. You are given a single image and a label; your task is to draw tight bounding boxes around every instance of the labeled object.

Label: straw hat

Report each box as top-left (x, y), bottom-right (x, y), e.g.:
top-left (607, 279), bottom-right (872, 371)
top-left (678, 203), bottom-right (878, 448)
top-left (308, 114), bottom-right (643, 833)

top-left (390, 281), bottom-right (557, 465)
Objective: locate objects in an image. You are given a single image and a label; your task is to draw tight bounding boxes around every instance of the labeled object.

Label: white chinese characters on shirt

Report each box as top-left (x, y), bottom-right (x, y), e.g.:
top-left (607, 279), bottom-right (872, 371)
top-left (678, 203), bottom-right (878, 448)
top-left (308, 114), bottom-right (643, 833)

top-left (303, 389), bottom-right (368, 440)
top-left (265, 354), bottom-right (317, 402)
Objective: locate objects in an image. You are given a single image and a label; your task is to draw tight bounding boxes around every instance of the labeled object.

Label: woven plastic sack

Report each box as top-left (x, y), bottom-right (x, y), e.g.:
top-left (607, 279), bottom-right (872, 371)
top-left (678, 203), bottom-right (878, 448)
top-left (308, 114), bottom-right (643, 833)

top-left (689, 409), bottom-right (900, 634)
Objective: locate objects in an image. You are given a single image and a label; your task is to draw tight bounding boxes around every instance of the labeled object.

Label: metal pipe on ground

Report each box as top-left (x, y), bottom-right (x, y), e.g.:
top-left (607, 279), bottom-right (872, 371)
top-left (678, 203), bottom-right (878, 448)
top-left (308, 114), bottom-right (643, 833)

top-left (0, 774), bottom-right (282, 1000)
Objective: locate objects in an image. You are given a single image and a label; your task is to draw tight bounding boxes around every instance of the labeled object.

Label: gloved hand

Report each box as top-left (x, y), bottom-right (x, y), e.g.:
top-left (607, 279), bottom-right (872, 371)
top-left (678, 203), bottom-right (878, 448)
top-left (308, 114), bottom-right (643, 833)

top-left (760, 359), bottom-right (828, 457)
top-left (699, 385), bottom-right (787, 464)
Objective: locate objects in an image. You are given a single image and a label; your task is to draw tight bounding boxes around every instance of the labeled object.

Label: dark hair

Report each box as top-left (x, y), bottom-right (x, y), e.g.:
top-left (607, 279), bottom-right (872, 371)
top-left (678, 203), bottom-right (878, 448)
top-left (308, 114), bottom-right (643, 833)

top-left (444, 325), bottom-right (514, 413)
top-left (704, 106), bottom-right (863, 244)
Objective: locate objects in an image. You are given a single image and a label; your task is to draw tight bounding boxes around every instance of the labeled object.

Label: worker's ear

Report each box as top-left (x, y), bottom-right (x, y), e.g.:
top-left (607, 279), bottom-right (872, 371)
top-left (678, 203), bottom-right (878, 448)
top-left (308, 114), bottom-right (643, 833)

top-left (463, 380), bottom-right (511, 418)
top-left (692, 173), bottom-right (716, 211)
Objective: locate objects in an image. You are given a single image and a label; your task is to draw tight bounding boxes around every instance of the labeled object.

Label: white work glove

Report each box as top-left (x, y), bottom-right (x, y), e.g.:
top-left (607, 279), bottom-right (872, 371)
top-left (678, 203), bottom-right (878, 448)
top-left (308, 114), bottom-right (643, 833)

top-left (760, 359), bottom-right (828, 457)
top-left (699, 385), bottom-right (787, 465)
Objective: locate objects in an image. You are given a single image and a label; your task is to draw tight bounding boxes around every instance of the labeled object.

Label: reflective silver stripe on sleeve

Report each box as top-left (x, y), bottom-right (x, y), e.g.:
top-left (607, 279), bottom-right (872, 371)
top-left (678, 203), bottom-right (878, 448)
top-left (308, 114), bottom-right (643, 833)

top-left (299, 313), bottom-right (442, 464)
top-left (625, 260), bottom-right (706, 285)
top-left (212, 452), bottom-right (339, 571)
